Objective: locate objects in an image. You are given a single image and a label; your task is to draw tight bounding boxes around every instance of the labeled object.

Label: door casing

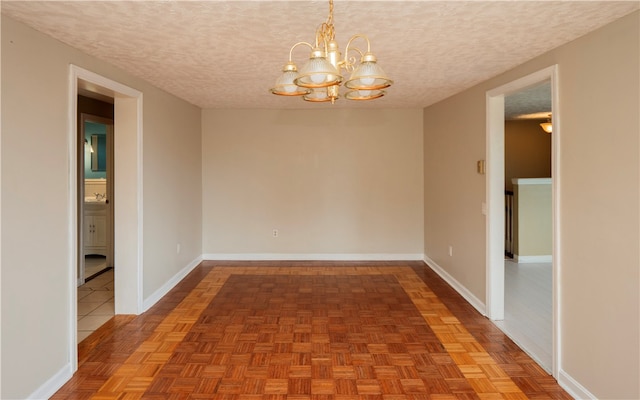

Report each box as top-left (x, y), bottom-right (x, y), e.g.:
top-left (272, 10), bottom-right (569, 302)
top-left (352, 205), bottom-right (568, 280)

top-left (68, 65), bottom-right (143, 371)
top-left (485, 65), bottom-right (560, 377)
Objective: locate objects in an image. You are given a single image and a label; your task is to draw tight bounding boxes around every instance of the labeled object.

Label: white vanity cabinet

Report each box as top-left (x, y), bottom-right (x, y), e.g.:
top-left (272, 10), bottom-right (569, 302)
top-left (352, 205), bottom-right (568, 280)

top-left (84, 202), bottom-right (108, 256)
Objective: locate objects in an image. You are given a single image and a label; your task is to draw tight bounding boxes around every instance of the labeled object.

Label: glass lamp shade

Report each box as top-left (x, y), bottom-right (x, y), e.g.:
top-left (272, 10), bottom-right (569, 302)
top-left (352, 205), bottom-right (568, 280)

top-left (345, 56), bottom-right (392, 90)
top-left (345, 89), bottom-right (385, 101)
top-left (295, 50), bottom-right (342, 88)
top-left (270, 70), bottom-right (310, 96)
top-left (540, 122), bottom-right (552, 133)
top-left (303, 88), bottom-right (333, 102)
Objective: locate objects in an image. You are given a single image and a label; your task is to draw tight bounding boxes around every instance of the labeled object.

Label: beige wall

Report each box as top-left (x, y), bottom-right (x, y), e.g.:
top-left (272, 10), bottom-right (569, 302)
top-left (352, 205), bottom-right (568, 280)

top-left (202, 109), bottom-right (423, 257)
top-left (423, 11), bottom-right (639, 399)
top-left (423, 89), bottom-right (487, 299)
top-left (555, 11), bottom-right (638, 398)
top-left (505, 120), bottom-right (552, 191)
top-left (1, 16), bottom-right (202, 398)
top-left (142, 89), bottom-right (202, 299)
top-left (512, 180), bottom-right (552, 258)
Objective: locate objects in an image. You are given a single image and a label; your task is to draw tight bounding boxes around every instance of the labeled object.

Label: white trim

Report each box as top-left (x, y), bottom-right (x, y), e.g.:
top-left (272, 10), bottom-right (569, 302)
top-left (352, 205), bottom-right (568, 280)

top-left (135, 97), bottom-right (145, 314)
top-left (142, 256), bottom-right (203, 312)
top-left (512, 178), bottom-right (552, 185)
top-left (74, 66), bottom-right (141, 98)
top-left (485, 64), bottom-right (560, 379)
top-left (558, 369), bottom-right (597, 400)
top-left (423, 256), bottom-right (487, 316)
top-left (67, 67), bottom-right (80, 373)
top-left (203, 253), bottom-right (424, 261)
top-left (68, 65), bottom-right (143, 374)
top-left (485, 93), bottom-right (505, 320)
top-left (549, 64), bottom-right (562, 379)
top-left (513, 255), bottom-right (552, 263)
top-left (27, 363), bottom-right (72, 400)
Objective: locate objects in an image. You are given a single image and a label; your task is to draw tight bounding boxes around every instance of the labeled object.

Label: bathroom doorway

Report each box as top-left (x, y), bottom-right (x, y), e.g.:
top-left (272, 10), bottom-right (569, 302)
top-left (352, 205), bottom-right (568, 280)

top-left (70, 65), bottom-right (143, 370)
top-left (77, 106), bottom-right (115, 343)
top-left (78, 99), bottom-right (114, 284)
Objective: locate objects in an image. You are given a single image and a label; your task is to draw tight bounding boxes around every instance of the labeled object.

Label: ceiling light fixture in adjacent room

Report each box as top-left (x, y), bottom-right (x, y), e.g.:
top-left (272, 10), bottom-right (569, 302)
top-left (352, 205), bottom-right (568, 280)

top-left (540, 115), bottom-right (553, 133)
top-left (270, 0), bottom-right (392, 104)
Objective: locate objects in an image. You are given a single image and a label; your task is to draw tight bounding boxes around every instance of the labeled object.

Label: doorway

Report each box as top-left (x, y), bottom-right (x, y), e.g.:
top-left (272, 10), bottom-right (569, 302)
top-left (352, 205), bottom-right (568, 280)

top-left (485, 65), bottom-right (560, 377)
top-left (79, 112), bottom-right (114, 284)
top-left (69, 65), bottom-right (143, 371)
top-left (77, 111), bottom-right (115, 342)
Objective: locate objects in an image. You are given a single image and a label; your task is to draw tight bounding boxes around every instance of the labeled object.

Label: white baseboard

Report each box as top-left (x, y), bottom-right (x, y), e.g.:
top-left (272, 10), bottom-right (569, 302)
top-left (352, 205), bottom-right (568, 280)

top-left (423, 255), bottom-right (486, 316)
top-left (513, 254), bottom-right (552, 263)
top-left (558, 369), bottom-right (596, 399)
top-left (27, 363), bottom-right (72, 400)
top-left (202, 253), bottom-right (424, 261)
top-left (142, 255), bottom-right (203, 312)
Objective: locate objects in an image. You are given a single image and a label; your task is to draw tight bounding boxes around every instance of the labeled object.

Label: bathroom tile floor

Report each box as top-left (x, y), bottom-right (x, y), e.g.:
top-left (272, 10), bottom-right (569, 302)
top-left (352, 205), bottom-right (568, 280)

top-left (84, 255), bottom-right (108, 278)
top-left (77, 269), bottom-right (114, 343)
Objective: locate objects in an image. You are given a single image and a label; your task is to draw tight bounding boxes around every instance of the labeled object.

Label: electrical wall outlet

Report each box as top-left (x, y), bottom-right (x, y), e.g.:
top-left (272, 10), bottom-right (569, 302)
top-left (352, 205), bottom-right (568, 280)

top-left (177, 243), bottom-right (181, 254)
top-left (448, 245), bottom-right (453, 257)
top-left (273, 229), bottom-right (278, 237)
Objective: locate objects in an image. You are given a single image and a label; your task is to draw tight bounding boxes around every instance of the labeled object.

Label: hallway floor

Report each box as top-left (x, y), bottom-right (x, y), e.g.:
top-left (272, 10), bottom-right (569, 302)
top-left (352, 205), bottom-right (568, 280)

top-left (494, 260), bottom-right (552, 372)
top-left (77, 268), bottom-right (114, 342)
top-left (57, 261), bottom-right (570, 399)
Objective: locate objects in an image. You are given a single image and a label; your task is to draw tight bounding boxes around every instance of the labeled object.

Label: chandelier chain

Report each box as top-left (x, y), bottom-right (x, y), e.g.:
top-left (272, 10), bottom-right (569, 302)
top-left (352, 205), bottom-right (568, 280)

top-left (316, 0), bottom-right (335, 48)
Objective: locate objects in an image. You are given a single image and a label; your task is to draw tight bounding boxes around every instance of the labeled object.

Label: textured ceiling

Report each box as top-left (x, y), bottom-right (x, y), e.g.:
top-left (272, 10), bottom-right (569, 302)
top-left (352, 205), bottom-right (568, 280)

top-left (2, 1), bottom-right (638, 111)
top-left (505, 81), bottom-right (551, 120)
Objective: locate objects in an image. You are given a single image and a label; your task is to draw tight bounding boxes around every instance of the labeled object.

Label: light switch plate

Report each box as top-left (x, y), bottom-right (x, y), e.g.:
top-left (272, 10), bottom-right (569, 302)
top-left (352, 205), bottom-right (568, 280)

top-left (477, 160), bottom-right (486, 174)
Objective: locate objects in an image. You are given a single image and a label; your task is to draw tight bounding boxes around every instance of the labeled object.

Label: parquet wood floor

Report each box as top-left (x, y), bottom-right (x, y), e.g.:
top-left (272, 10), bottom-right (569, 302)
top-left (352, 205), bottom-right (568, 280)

top-left (53, 261), bottom-right (572, 399)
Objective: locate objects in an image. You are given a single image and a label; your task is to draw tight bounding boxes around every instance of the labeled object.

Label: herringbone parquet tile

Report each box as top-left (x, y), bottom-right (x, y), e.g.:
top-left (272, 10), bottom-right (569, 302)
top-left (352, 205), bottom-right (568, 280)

top-left (52, 262), bottom-right (572, 399)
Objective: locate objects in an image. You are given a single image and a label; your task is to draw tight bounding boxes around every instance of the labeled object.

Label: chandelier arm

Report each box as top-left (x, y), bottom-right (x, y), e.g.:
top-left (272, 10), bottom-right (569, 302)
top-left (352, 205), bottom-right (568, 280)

top-left (288, 41), bottom-right (314, 61)
top-left (343, 34), bottom-right (371, 65)
top-left (344, 49), bottom-right (363, 72)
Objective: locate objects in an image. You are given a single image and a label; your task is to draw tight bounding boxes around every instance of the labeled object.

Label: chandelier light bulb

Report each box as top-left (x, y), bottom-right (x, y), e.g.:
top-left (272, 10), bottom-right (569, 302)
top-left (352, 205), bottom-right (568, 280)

top-left (360, 77), bottom-right (375, 86)
top-left (310, 73), bottom-right (327, 84)
top-left (283, 84), bottom-right (297, 93)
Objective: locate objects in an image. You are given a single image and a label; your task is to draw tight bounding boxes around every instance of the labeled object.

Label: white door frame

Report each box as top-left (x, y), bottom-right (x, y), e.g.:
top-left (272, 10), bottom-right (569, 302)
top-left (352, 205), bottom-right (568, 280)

top-left (68, 65), bottom-right (143, 371)
top-left (485, 65), bottom-right (560, 377)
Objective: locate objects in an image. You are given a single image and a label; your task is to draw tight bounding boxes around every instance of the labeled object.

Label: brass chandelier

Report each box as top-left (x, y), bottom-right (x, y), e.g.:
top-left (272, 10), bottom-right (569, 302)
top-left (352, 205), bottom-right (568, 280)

top-left (270, 0), bottom-right (393, 104)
